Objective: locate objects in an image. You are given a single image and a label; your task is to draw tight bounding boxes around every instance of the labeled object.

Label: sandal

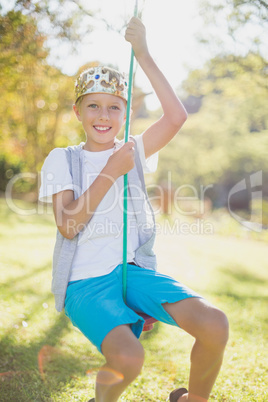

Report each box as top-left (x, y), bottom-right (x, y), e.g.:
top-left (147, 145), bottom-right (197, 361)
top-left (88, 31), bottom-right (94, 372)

top-left (169, 387), bottom-right (188, 402)
top-left (88, 399), bottom-right (95, 402)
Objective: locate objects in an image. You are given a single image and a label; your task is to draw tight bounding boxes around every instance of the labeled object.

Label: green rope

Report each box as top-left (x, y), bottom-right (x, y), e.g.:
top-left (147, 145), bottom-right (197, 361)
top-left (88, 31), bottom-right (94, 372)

top-left (123, 0), bottom-right (138, 303)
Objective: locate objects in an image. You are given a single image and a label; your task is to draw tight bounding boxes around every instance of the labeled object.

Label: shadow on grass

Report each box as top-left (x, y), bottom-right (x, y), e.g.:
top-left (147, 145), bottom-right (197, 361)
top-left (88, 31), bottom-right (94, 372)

top-left (210, 264), bottom-right (268, 299)
top-left (0, 289), bottom-right (163, 402)
top-left (219, 265), bottom-right (268, 286)
top-left (0, 263), bottom-right (51, 293)
top-left (0, 311), bottom-right (101, 402)
top-left (211, 289), bottom-right (268, 304)
top-left (207, 264), bottom-right (268, 332)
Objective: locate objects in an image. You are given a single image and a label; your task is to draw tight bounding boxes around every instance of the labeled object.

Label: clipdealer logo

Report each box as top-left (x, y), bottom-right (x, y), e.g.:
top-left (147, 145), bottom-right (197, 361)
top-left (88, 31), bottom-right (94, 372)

top-left (228, 170), bottom-right (263, 232)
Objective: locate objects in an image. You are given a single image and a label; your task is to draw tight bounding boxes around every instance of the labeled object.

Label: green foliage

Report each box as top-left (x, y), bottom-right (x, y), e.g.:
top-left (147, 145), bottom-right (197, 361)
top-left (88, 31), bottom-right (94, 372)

top-left (199, 0), bottom-right (268, 54)
top-left (0, 2), bottom-right (267, 211)
top-left (0, 154), bottom-right (24, 192)
top-left (0, 10), bottom-right (81, 174)
top-left (13, 0), bottom-right (94, 44)
top-left (155, 52), bottom-right (268, 208)
top-left (225, 0), bottom-right (267, 24)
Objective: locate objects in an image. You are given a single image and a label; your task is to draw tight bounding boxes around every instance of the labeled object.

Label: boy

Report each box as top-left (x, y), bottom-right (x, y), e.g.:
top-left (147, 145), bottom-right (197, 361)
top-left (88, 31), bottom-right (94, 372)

top-left (39, 17), bottom-right (228, 402)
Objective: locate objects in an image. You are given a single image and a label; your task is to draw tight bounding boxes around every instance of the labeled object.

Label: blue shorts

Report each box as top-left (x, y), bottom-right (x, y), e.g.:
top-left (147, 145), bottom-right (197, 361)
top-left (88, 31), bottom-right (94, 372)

top-left (64, 264), bottom-right (201, 353)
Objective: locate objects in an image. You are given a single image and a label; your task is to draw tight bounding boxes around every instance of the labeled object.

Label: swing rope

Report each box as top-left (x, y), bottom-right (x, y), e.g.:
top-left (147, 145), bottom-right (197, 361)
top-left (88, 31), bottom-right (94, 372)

top-left (122, 1), bottom-right (157, 332)
top-left (122, 0), bottom-right (138, 303)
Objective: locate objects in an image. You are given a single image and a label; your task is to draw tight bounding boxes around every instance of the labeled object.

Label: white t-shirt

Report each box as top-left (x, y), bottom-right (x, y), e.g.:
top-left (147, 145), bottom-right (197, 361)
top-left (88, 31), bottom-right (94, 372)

top-left (39, 134), bottom-right (158, 281)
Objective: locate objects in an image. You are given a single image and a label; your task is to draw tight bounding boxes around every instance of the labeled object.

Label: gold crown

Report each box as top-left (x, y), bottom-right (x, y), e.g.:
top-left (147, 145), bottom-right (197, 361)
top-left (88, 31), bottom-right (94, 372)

top-left (75, 66), bottom-right (128, 103)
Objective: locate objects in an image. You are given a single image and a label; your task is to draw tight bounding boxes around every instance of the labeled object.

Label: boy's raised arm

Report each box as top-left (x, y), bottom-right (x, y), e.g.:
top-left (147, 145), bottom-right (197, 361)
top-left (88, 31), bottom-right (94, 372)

top-left (125, 17), bottom-right (188, 158)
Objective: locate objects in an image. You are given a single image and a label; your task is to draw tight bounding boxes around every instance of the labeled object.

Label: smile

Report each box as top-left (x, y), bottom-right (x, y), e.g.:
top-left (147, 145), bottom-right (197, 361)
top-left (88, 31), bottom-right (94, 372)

top-left (94, 126), bottom-right (112, 133)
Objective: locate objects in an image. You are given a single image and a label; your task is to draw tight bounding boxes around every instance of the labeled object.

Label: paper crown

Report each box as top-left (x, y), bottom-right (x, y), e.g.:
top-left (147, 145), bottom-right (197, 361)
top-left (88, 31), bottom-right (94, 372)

top-left (75, 66), bottom-right (128, 103)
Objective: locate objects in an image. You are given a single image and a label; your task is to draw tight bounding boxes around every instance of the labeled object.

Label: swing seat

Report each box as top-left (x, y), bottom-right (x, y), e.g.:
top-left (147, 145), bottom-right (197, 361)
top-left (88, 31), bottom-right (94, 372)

top-left (138, 312), bottom-right (158, 331)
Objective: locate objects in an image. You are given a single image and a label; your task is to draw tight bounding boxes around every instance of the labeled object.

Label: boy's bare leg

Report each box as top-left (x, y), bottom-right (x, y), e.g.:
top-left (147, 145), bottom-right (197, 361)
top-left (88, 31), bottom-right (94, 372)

top-left (95, 325), bottom-right (144, 402)
top-left (164, 298), bottom-right (229, 402)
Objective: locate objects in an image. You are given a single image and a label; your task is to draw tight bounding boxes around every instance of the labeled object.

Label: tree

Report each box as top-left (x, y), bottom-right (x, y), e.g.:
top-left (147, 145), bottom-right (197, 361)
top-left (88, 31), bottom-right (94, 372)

top-left (12, 0), bottom-right (94, 43)
top-left (154, 52), bottom-right (268, 210)
top-left (198, 0), bottom-right (268, 58)
top-left (0, 10), bottom-right (77, 176)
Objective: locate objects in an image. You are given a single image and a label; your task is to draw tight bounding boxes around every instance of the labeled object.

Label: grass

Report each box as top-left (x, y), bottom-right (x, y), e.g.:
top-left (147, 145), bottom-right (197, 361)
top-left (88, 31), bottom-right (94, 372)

top-left (0, 198), bottom-right (268, 401)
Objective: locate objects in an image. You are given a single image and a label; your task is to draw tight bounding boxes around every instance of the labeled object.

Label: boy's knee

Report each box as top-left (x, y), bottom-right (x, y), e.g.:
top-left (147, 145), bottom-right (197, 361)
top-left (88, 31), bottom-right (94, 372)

top-left (203, 308), bottom-right (229, 349)
top-left (107, 342), bottom-right (145, 380)
top-left (117, 346), bottom-right (144, 380)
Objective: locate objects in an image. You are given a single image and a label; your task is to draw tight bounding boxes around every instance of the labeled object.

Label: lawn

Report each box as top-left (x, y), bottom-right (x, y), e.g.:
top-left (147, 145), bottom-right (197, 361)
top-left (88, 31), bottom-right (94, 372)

top-left (0, 198), bottom-right (267, 401)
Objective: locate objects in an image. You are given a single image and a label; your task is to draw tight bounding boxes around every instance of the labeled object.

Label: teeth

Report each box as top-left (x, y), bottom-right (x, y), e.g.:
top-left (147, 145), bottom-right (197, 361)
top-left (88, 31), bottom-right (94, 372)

top-left (95, 126), bottom-right (110, 131)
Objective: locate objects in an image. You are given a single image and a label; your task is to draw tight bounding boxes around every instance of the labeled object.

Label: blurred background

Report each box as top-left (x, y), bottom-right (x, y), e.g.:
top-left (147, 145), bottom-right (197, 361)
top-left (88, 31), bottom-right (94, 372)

top-left (0, 0), bottom-right (267, 233)
top-left (0, 0), bottom-right (267, 226)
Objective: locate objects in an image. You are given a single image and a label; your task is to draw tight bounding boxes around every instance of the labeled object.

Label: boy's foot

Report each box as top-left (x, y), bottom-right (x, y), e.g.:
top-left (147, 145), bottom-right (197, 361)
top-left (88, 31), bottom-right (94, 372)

top-left (169, 387), bottom-right (188, 402)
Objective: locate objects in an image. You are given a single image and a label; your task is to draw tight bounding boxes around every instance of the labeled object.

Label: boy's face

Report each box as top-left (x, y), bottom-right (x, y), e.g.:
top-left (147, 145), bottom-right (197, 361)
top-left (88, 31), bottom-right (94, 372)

top-left (73, 93), bottom-right (127, 151)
